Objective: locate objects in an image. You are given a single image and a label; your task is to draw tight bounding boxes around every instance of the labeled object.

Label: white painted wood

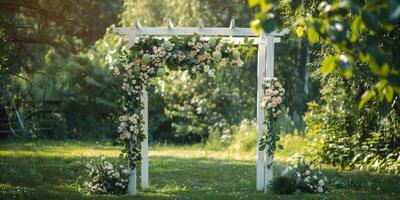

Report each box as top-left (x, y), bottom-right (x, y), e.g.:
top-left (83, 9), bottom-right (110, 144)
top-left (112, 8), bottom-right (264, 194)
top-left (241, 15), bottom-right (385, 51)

top-left (127, 156), bottom-right (137, 195)
top-left (166, 18), bottom-right (174, 29)
top-left (229, 19), bottom-right (235, 29)
top-left (256, 36), bottom-right (267, 191)
top-left (135, 19), bottom-right (142, 29)
top-left (197, 19), bottom-right (204, 29)
top-left (264, 36), bottom-right (275, 189)
top-left (124, 36), bottom-right (280, 45)
top-left (141, 90), bottom-right (149, 188)
top-left (114, 27), bottom-right (287, 37)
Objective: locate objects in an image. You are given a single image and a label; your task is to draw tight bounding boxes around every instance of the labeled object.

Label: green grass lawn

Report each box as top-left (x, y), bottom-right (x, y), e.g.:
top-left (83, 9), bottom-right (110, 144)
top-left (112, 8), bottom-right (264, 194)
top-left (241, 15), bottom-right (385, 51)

top-left (0, 137), bottom-right (399, 200)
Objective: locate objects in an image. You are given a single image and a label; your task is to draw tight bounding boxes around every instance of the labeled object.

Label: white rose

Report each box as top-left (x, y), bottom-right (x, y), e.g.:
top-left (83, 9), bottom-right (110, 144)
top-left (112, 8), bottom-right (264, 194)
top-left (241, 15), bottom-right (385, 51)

top-left (318, 179), bottom-right (325, 186)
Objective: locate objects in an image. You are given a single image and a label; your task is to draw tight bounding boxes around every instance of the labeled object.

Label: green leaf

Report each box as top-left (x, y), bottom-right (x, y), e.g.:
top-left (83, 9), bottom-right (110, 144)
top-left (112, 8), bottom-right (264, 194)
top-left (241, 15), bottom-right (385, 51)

top-left (250, 19), bottom-right (263, 35)
top-left (361, 11), bottom-right (380, 32)
top-left (350, 16), bottom-right (361, 43)
top-left (378, 101), bottom-right (391, 117)
top-left (248, 0), bottom-right (262, 7)
top-left (296, 26), bottom-right (304, 37)
top-left (380, 63), bottom-right (390, 76)
top-left (358, 89), bottom-right (375, 109)
top-left (307, 26), bottom-right (319, 44)
top-left (383, 85), bottom-right (394, 102)
top-left (387, 74), bottom-right (400, 87)
top-left (261, 19), bottom-right (278, 33)
top-left (321, 56), bottom-right (336, 74)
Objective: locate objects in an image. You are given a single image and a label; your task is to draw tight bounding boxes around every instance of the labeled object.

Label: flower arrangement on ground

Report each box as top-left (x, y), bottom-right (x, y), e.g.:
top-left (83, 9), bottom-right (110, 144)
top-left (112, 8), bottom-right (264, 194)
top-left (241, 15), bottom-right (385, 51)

top-left (270, 155), bottom-right (328, 194)
top-left (84, 157), bottom-right (130, 194)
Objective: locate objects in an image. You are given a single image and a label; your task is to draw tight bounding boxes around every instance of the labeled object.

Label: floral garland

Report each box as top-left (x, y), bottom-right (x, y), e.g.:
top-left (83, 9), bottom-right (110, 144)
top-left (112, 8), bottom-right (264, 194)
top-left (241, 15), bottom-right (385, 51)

top-left (113, 34), bottom-right (256, 169)
top-left (259, 78), bottom-right (285, 168)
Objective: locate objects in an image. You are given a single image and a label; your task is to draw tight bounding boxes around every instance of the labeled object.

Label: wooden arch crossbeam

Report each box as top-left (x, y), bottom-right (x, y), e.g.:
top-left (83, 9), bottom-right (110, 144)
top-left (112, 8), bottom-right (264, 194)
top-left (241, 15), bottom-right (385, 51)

top-left (113, 18), bottom-right (287, 195)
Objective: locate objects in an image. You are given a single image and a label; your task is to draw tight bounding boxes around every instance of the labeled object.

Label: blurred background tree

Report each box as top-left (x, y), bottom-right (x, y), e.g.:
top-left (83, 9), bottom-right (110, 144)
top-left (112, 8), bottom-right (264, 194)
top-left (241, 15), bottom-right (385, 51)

top-left (1, 0), bottom-right (314, 141)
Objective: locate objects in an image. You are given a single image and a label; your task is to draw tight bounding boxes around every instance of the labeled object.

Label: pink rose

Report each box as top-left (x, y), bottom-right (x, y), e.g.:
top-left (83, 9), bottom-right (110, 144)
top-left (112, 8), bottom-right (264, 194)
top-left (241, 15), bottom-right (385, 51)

top-left (129, 116), bottom-right (138, 124)
top-left (113, 67), bottom-right (120, 76)
top-left (266, 89), bottom-right (273, 96)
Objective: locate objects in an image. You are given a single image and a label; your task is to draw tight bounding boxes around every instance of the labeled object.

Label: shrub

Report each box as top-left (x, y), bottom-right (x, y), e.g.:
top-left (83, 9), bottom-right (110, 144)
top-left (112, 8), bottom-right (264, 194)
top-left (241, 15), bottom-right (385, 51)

top-left (84, 157), bottom-right (129, 194)
top-left (269, 176), bottom-right (297, 194)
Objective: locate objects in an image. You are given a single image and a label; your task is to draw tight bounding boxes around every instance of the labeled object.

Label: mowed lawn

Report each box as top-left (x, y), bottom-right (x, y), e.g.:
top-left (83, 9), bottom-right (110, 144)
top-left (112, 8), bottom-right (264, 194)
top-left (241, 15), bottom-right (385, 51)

top-left (0, 138), bottom-right (399, 200)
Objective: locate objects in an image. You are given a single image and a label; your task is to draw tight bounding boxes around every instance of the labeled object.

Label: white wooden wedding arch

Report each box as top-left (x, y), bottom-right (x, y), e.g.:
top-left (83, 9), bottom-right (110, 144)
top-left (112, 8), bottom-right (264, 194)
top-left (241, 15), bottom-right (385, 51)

top-left (114, 18), bottom-right (287, 194)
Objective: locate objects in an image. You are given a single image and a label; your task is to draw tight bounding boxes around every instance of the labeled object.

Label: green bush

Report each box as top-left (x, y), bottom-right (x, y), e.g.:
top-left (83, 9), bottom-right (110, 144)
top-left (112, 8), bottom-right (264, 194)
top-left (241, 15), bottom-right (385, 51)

top-left (269, 176), bottom-right (297, 195)
top-left (305, 71), bottom-right (400, 174)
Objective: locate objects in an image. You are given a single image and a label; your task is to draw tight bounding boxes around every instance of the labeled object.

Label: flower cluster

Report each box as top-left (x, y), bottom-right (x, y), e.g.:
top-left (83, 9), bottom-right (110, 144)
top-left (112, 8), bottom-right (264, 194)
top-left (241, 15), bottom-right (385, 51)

top-left (259, 78), bottom-right (285, 168)
top-left (84, 157), bottom-right (129, 194)
top-left (280, 155), bottom-right (328, 193)
top-left (113, 34), bottom-right (256, 170)
top-left (261, 78), bottom-right (285, 119)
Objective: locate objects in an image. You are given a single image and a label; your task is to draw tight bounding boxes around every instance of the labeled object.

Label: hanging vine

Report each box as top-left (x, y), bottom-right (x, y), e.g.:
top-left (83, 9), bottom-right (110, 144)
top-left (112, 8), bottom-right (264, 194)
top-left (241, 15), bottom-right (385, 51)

top-left (258, 78), bottom-right (285, 169)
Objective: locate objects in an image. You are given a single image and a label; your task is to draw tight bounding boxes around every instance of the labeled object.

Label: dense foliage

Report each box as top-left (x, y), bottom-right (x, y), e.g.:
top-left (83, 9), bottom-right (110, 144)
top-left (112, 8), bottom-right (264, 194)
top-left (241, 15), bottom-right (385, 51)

top-left (249, 0), bottom-right (400, 174)
top-left (0, 0), bottom-right (123, 138)
top-left (249, 0), bottom-right (400, 109)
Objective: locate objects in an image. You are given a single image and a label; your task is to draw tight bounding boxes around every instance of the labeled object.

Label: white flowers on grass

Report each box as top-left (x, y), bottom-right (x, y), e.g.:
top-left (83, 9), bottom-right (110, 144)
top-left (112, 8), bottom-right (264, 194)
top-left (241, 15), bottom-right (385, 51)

top-left (85, 158), bottom-right (129, 194)
top-left (279, 155), bottom-right (328, 194)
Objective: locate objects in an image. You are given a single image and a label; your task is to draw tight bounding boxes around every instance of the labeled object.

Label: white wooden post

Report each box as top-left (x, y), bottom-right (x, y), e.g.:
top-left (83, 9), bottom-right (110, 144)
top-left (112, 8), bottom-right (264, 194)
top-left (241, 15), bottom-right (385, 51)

top-left (127, 153), bottom-right (137, 195)
top-left (264, 36), bottom-right (275, 188)
top-left (141, 90), bottom-right (149, 188)
top-left (256, 36), bottom-right (266, 191)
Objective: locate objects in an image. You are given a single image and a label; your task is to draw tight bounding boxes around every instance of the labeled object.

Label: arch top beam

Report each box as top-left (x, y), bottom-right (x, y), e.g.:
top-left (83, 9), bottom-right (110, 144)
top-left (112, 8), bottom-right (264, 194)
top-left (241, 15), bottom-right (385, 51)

top-left (114, 27), bottom-right (288, 37)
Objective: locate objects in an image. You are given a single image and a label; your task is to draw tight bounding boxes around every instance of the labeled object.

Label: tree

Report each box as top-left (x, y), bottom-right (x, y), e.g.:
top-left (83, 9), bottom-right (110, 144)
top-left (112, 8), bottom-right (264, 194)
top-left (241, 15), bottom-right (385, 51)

top-left (249, 0), bottom-right (400, 112)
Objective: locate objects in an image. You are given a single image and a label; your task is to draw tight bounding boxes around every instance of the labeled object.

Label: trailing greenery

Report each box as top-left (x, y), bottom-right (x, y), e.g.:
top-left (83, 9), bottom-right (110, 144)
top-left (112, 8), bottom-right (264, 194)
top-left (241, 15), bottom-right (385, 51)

top-left (258, 78), bottom-right (285, 168)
